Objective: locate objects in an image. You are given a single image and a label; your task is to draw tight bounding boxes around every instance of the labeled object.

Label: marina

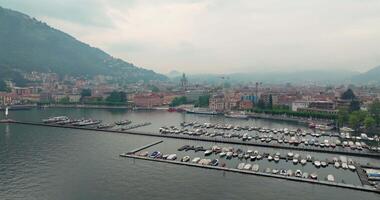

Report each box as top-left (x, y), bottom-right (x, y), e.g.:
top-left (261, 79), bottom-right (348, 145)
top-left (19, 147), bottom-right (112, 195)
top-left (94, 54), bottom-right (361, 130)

top-left (3, 119), bottom-right (380, 158)
top-left (120, 141), bottom-right (380, 194)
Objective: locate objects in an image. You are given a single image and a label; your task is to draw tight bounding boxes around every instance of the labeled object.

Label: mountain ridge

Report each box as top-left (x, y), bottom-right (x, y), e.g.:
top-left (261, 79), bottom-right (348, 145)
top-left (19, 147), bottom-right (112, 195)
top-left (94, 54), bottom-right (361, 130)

top-left (0, 6), bottom-right (167, 85)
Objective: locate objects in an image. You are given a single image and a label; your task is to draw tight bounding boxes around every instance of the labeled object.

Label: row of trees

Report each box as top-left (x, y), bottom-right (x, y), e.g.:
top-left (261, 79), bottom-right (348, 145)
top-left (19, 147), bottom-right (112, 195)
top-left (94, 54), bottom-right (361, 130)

top-left (169, 95), bottom-right (210, 107)
top-left (338, 100), bottom-right (380, 131)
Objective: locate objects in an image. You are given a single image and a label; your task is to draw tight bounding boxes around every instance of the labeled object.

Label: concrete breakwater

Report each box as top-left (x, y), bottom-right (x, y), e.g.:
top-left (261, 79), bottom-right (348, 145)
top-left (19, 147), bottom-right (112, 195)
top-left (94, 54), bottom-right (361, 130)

top-left (3, 120), bottom-right (380, 158)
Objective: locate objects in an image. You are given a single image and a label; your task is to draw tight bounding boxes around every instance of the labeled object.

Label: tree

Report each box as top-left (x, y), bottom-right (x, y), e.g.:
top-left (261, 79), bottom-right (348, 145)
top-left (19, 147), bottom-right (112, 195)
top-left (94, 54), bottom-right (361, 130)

top-left (364, 116), bottom-right (376, 129)
top-left (196, 95), bottom-right (210, 107)
top-left (349, 100), bottom-right (361, 112)
top-left (341, 88), bottom-right (356, 100)
top-left (58, 96), bottom-right (70, 104)
top-left (348, 114), bottom-right (360, 131)
top-left (369, 100), bottom-right (380, 126)
top-left (0, 80), bottom-right (10, 92)
top-left (268, 94), bottom-right (273, 110)
top-left (106, 91), bottom-right (127, 103)
top-left (337, 108), bottom-right (349, 127)
top-left (81, 89), bottom-right (92, 98)
top-left (170, 96), bottom-right (187, 107)
top-left (257, 99), bottom-right (266, 109)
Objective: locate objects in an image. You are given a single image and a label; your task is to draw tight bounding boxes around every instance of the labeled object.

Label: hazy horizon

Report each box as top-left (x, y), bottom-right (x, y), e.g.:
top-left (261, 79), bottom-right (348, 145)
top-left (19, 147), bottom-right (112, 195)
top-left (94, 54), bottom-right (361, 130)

top-left (1, 0), bottom-right (380, 74)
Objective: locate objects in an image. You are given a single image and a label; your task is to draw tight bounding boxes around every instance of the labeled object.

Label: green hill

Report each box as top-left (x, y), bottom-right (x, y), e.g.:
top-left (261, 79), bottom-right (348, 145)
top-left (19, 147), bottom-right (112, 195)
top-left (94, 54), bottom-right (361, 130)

top-left (0, 7), bottom-right (167, 86)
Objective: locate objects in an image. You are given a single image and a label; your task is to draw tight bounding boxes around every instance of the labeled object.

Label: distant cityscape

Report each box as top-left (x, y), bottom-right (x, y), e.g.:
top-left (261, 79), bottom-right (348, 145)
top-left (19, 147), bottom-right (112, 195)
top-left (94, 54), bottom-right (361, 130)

top-left (1, 71), bottom-right (380, 135)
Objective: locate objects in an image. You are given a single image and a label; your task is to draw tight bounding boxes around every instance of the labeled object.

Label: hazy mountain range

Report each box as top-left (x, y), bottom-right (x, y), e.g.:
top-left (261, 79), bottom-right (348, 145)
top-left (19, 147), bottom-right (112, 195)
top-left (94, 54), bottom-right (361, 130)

top-left (170, 67), bottom-right (380, 85)
top-left (0, 7), bottom-right (167, 86)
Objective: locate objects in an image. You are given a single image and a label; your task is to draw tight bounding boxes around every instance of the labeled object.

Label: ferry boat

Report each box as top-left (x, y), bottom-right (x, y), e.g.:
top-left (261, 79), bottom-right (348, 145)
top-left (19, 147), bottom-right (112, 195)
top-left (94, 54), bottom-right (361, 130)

top-left (42, 116), bottom-right (69, 123)
top-left (224, 112), bottom-right (248, 119)
top-left (185, 108), bottom-right (219, 115)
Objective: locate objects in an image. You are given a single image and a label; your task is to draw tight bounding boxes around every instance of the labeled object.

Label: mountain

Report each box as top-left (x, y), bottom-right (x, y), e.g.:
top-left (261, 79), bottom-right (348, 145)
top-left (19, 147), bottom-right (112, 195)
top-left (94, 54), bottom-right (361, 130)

top-left (171, 70), bottom-right (358, 85)
top-left (352, 65), bottom-right (380, 84)
top-left (0, 7), bottom-right (167, 86)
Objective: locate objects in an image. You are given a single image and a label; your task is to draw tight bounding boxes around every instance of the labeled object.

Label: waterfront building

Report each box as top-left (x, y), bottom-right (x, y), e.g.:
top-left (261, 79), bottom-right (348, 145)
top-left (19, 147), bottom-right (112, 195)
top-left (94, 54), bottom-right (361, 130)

top-left (209, 93), bottom-right (225, 112)
top-left (133, 93), bottom-right (163, 108)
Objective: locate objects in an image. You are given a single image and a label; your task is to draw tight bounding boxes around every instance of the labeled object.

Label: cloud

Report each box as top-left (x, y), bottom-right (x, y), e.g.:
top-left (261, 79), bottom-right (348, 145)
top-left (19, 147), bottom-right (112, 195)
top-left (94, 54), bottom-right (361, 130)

top-left (1, 0), bottom-right (380, 73)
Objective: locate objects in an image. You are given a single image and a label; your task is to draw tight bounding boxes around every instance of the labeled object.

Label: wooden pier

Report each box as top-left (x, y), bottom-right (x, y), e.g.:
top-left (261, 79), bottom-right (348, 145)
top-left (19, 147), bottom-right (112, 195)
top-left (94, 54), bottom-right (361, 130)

top-left (121, 154), bottom-right (380, 194)
top-left (123, 140), bottom-right (163, 155)
top-left (4, 120), bottom-right (380, 158)
top-left (355, 163), bottom-right (372, 186)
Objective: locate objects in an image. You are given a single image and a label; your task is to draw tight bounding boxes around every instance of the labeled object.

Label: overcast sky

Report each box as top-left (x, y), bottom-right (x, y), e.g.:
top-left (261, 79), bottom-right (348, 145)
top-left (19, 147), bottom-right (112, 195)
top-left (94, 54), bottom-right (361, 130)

top-left (1, 0), bottom-right (380, 74)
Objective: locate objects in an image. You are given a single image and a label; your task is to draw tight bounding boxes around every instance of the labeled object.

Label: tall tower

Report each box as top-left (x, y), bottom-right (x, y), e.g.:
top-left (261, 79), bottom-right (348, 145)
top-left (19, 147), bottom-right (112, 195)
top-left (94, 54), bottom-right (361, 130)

top-left (180, 73), bottom-right (188, 90)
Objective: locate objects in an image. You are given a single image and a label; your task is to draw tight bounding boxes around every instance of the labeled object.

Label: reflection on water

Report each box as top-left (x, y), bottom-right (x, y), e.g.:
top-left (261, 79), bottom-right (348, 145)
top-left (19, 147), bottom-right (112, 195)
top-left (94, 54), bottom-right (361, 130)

top-left (0, 108), bottom-right (379, 200)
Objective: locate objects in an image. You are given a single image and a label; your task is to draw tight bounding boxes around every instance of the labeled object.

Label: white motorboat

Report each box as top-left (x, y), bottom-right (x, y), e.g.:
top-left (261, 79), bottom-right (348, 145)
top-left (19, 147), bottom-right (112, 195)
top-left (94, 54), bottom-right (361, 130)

top-left (274, 156), bottom-right (280, 162)
top-left (300, 159), bottom-right (307, 165)
top-left (244, 164), bottom-right (252, 170)
top-left (348, 164), bottom-right (356, 171)
top-left (334, 162), bottom-right (340, 168)
top-left (326, 174), bottom-right (335, 182)
top-left (219, 152), bottom-right (226, 157)
top-left (181, 156), bottom-right (190, 162)
top-left (292, 158), bottom-right (298, 164)
top-left (167, 154), bottom-right (177, 160)
top-left (295, 170), bottom-right (302, 177)
top-left (314, 160), bottom-right (321, 167)
top-left (268, 155), bottom-right (273, 161)
top-left (191, 157), bottom-right (201, 163)
top-left (342, 163), bottom-right (348, 169)
top-left (204, 150), bottom-right (213, 156)
top-left (252, 164), bottom-right (260, 172)
top-left (237, 163), bottom-right (245, 170)
top-left (310, 172), bottom-right (318, 180)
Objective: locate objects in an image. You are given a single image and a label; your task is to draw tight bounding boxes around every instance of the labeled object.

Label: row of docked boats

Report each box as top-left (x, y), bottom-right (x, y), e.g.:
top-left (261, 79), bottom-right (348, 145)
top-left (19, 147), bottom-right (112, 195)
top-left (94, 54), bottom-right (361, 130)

top-left (178, 144), bottom-right (359, 171)
top-left (160, 126), bottom-right (371, 152)
top-left (140, 151), bottom-right (222, 166)
top-left (236, 162), bottom-right (327, 180)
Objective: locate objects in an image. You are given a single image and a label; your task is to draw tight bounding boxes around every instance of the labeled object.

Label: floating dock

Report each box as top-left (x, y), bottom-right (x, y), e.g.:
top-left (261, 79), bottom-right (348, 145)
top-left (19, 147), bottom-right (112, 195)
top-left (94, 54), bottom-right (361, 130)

top-left (4, 120), bottom-right (380, 158)
top-left (121, 153), bottom-right (380, 194)
top-left (124, 140), bottom-right (163, 155)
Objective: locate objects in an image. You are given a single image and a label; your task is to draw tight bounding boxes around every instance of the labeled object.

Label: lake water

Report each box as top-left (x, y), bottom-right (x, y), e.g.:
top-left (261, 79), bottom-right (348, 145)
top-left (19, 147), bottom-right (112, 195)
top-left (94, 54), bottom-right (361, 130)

top-left (0, 108), bottom-right (379, 200)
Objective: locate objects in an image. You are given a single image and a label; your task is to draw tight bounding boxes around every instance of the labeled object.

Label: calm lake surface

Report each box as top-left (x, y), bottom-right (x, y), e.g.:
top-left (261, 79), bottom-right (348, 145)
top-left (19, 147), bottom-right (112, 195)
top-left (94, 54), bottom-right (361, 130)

top-left (0, 108), bottom-right (379, 200)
